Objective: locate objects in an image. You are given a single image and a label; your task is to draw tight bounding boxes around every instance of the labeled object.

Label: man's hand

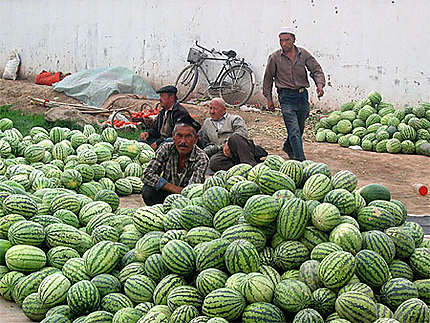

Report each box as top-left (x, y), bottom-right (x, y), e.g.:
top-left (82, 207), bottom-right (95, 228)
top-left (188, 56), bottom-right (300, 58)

top-left (267, 100), bottom-right (275, 111)
top-left (162, 183), bottom-right (183, 194)
top-left (223, 142), bottom-right (232, 158)
top-left (139, 132), bottom-right (149, 141)
top-left (150, 142), bottom-right (158, 150)
top-left (316, 86), bottom-right (324, 98)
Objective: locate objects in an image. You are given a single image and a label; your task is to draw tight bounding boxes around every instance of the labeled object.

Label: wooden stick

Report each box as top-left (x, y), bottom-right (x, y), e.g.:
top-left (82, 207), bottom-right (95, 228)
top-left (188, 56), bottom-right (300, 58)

top-left (29, 97), bottom-right (105, 111)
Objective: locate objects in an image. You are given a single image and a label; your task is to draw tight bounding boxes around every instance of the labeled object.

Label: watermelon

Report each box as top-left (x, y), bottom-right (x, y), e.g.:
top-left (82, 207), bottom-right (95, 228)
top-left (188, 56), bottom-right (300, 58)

top-left (302, 174), bottom-right (332, 201)
top-left (91, 274), bottom-right (122, 297)
top-left (202, 287), bottom-right (245, 320)
top-left (318, 251), bottom-right (355, 289)
top-left (274, 240), bottom-right (309, 271)
top-left (161, 240), bottom-right (195, 275)
top-left (335, 291), bottom-right (378, 323)
top-left (196, 268), bottom-right (228, 297)
top-left (361, 230), bottom-right (396, 264)
top-left (312, 287), bottom-right (337, 317)
top-left (293, 308), bottom-right (324, 323)
top-left (224, 239), bottom-right (260, 274)
top-left (124, 274), bottom-right (156, 303)
top-left (380, 278), bottom-right (419, 310)
top-left (273, 279), bottom-right (312, 313)
top-left (5, 244), bottom-right (46, 272)
top-left (311, 203), bottom-right (341, 232)
top-left (241, 302), bottom-right (285, 323)
top-left (394, 298), bottom-right (430, 323)
top-left (409, 248), bottom-right (430, 278)
top-left (359, 184), bottom-right (391, 204)
top-left (243, 195), bottom-right (280, 227)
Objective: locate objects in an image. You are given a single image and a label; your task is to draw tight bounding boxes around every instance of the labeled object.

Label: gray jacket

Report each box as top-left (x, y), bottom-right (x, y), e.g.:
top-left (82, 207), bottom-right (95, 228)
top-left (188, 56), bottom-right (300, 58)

top-left (198, 113), bottom-right (248, 147)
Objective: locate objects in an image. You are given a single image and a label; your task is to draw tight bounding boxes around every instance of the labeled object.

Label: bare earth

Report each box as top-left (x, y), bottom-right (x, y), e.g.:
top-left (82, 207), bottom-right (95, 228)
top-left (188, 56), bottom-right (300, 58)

top-left (1, 79), bottom-right (429, 215)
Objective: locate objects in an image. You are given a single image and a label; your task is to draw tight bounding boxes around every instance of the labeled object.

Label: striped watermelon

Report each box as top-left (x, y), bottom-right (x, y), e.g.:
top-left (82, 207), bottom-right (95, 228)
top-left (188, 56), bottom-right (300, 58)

top-left (302, 174), bottom-right (332, 201)
top-left (318, 251), bottom-right (355, 289)
top-left (264, 155), bottom-right (285, 171)
top-left (362, 230), bottom-right (396, 264)
top-left (394, 298), bottom-right (430, 323)
top-left (414, 279), bottom-right (430, 305)
top-left (201, 186), bottom-right (231, 214)
top-left (84, 241), bottom-right (121, 277)
top-left (310, 242), bottom-right (343, 262)
top-left (357, 206), bottom-right (396, 231)
top-left (153, 274), bottom-right (186, 305)
top-left (118, 262), bottom-right (146, 285)
top-left (90, 274), bottom-right (122, 297)
top-left (389, 260), bottom-right (414, 280)
top-left (3, 194), bottom-right (38, 218)
top-left (329, 223), bottom-right (362, 254)
top-left (5, 245), bottom-right (46, 272)
top-left (8, 220), bottom-right (45, 246)
top-left (213, 205), bottom-right (244, 233)
top-left (335, 291), bottom-right (378, 323)
top-left (385, 227), bottom-right (415, 259)
top-left (401, 221), bottom-right (424, 245)
top-left (247, 163), bottom-right (270, 185)
top-left (133, 206), bottom-right (165, 234)
top-left (409, 248), bottom-right (430, 278)
top-left (277, 198), bottom-right (309, 240)
top-left (355, 249), bottom-right (390, 287)
top-left (244, 194), bottom-right (280, 227)
top-left (323, 189), bottom-right (356, 215)
top-left (167, 285), bottom-right (203, 311)
top-left (221, 224), bottom-right (266, 251)
top-left (229, 180), bottom-right (261, 206)
top-left (67, 280), bottom-right (101, 315)
top-left (195, 238), bottom-right (230, 272)
top-left (258, 169), bottom-right (296, 195)
top-left (101, 128), bottom-right (118, 144)
top-left (115, 178), bottom-right (133, 196)
top-left (202, 287), bottom-right (246, 320)
top-left (293, 308), bottom-right (324, 323)
top-left (380, 278), bottom-right (419, 310)
top-left (224, 239), bottom-right (260, 274)
top-left (279, 160), bottom-right (304, 187)
top-left (242, 302), bottom-right (285, 323)
top-left (144, 253), bottom-right (169, 282)
top-left (38, 273), bottom-right (71, 307)
top-left (45, 223), bottom-right (82, 249)
top-left (47, 246), bottom-right (80, 269)
top-left (100, 292), bottom-right (133, 313)
top-left (62, 258), bottom-right (91, 284)
top-left (196, 268), bottom-right (228, 297)
top-left (298, 260), bottom-right (320, 291)
top-left (299, 226), bottom-right (329, 251)
top-left (124, 274), bottom-right (156, 303)
top-left (273, 279), bottom-right (312, 313)
top-left (312, 287), bottom-right (337, 317)
top-left (239, 272), bottom-right (275, 303)
top-left (311, 203), bottom-right (341, 232)
top-left (331, 170), bottom-right (358, 192)
top-left (22, 292), bottom-right (50, 321)
top-left (179, 205), bottom-right (212, 230)
top-left (185, 227), bottom-right (221, 246)
top-left (169, 305), bottom-right (199, 322)
top-left (274, 241), bottom-right (309, 271)
top-left (0, 271), bottom-right (25, 301)
top-left (161, 240), bottom-right (195, 275)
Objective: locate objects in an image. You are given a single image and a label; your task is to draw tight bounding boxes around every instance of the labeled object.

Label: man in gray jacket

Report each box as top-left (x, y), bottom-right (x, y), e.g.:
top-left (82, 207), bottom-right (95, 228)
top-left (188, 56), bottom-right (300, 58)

top-left (198, 98), bottom-right (266, 171)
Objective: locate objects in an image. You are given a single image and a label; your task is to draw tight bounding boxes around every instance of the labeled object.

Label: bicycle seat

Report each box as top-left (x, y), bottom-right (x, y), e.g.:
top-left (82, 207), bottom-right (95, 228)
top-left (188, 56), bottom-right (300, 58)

top-left (222, 50), bottom-right (237, 58)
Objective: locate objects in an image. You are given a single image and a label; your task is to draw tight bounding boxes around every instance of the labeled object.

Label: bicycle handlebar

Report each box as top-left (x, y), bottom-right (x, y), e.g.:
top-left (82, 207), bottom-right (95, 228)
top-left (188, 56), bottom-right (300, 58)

top-left (195, 41), bottom-right (223, 57)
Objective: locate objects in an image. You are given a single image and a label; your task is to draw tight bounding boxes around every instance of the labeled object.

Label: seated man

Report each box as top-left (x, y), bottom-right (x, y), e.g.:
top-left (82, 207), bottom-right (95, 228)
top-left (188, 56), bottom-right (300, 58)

top-left (141, 119), bottom-right (209, 206)
top-left (198, 98), bottom-right (267, 172)
top-left (139, 85), bottom-right (197, 150)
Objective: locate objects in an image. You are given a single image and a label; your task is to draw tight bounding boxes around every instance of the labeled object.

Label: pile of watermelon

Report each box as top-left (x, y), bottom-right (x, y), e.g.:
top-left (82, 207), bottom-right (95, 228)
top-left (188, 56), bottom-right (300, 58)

top-left (315, 91), bottom-right (430, 156)
top-left (0, 119), bottom-right (155, 199)
top-left (0, 123), bottom-right (429, 323)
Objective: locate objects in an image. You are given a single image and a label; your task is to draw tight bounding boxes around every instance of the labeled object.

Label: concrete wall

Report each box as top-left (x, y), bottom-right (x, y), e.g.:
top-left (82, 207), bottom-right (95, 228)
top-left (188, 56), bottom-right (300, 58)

top-left (1, 0), bottom-right (429, 108)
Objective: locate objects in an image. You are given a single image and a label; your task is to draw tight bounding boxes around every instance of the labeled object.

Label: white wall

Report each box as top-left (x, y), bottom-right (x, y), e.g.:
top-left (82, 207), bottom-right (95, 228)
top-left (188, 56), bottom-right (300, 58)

top-left (1, 0), bottom-right (430, 108)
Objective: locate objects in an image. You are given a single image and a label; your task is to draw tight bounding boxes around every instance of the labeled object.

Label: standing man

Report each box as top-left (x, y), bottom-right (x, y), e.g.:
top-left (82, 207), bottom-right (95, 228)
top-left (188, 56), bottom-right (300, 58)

top-left (139, 85), bottom-right (198, 150)
top-left (141, 120), bottom-right (208, 206)
top-left (263, 27), bottom-right (325, 161)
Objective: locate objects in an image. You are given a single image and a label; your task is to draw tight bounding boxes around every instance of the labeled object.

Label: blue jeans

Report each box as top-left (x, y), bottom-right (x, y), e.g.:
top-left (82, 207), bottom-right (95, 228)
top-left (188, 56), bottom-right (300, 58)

top-left (278, 88), bottom-right (310, 161)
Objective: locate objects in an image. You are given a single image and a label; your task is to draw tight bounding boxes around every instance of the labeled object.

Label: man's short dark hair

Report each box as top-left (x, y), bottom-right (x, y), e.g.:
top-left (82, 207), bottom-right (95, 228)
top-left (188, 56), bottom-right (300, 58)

top-left (173, 123), bottom-right (197, 136)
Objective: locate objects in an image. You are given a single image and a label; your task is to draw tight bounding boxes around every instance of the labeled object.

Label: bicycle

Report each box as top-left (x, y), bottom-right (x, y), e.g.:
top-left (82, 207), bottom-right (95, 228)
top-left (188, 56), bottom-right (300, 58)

top-left (175, 41), bottom-right (256, 107)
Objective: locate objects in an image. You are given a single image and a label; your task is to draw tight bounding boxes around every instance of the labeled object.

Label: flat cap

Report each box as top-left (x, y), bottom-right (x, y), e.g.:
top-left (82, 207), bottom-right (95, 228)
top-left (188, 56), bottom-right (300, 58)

top-left (156, 85), bottom-right (178, 94)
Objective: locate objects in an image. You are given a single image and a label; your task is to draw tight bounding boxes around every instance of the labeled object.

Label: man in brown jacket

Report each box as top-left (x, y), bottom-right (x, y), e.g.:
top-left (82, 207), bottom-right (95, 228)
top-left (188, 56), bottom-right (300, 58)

top-left (263, 27), bottom-right (326, 161)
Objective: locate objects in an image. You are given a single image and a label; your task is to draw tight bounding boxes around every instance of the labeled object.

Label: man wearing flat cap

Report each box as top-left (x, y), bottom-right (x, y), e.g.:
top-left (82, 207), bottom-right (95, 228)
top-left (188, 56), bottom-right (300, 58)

top-left (142, 119), bottom-right (209, 206)
top-left (263, 27), bottom-right (326, 161)
top-left (140, 85), bottom-right (198, 150)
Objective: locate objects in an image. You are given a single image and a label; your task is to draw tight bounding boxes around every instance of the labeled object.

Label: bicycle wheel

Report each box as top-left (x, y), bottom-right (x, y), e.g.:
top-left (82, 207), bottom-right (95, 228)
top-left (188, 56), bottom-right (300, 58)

top-left (219, 65), bottom-right (255, 107)
top-left (175, 64), bottom-right (199, 102)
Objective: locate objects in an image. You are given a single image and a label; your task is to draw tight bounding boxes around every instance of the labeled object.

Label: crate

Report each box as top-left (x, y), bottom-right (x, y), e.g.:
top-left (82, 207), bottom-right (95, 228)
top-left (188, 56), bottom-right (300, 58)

top-left (187, 48), bottom-right (206, 64)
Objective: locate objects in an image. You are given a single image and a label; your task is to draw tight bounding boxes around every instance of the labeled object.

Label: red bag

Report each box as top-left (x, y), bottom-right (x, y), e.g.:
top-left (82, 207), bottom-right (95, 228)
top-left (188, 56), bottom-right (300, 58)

top-left (35, 71), bottom-right (62, 86)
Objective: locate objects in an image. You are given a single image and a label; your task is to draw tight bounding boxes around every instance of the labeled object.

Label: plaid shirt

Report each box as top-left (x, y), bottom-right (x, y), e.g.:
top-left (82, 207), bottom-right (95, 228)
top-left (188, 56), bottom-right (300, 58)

top-left (143, 142), bottom-right (209, 189)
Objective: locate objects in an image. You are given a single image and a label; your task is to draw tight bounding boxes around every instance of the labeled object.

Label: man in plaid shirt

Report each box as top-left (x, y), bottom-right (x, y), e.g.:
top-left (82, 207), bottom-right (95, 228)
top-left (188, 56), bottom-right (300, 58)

top-left (142, 119), bottom-right (209, 206)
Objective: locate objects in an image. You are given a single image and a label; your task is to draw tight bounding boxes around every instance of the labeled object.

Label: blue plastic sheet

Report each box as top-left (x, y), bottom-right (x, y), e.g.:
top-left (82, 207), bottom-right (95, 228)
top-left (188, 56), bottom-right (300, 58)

top-left (53, 66), bottom-right (159, 107)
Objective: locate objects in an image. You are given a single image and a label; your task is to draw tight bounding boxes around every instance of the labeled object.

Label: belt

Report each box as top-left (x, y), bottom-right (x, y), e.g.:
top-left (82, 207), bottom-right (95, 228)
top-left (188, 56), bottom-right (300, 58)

top-left (278, 87), bottom-right (306, 93)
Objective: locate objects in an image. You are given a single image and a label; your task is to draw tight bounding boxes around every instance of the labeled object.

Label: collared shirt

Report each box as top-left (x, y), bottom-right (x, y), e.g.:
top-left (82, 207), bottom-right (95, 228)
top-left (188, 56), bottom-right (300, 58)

top-left (211, 113), bottom-right (227, 130)
top-left (263, 46), bottom-right (326, 101)
top-left (142, 142), bottom-right (209, 190)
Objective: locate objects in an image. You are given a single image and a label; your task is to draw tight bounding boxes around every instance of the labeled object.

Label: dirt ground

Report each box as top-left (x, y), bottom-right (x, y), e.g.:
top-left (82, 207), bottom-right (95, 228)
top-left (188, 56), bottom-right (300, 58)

top-left (0, 79), bottom-right (429, 215)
